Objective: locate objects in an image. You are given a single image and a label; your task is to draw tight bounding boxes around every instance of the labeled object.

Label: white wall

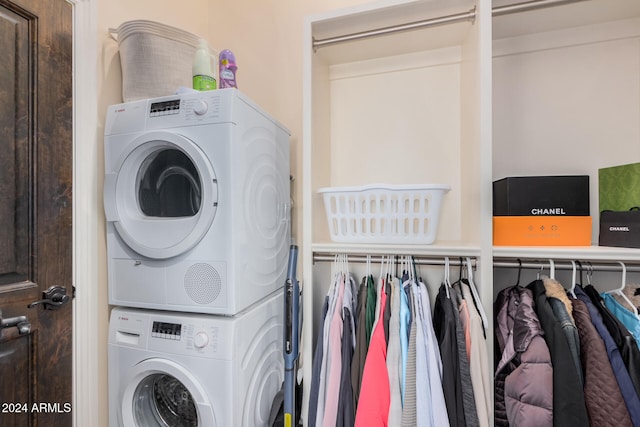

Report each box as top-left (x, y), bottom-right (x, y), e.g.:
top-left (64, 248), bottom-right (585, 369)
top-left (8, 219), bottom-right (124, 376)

top-left (95, 0), bottom-right (371, 425)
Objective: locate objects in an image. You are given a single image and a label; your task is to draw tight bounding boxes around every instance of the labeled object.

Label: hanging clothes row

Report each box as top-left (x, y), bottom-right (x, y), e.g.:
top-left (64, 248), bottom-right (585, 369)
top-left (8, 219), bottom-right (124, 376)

top-left (308, 255), bottom-right (491, 427)
top-left (494, 261), bottom-right (640, 427)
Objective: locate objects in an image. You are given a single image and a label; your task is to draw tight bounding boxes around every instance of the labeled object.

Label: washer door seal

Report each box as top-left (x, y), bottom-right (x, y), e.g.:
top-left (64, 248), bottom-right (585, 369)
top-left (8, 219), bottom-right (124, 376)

top-left (104, 131), bottom-right (218, 259)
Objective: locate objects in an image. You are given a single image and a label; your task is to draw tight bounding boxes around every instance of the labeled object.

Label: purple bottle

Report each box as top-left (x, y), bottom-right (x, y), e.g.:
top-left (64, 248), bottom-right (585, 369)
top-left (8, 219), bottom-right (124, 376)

top-left (219, 49), bottom-right (238, 89)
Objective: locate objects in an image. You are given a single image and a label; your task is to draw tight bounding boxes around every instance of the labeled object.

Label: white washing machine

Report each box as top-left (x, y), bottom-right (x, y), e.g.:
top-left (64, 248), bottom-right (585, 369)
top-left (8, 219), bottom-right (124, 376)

top-left (103, 89), bottom-right (290, 315)
top-left (108, 291), bottom-right (284, 427)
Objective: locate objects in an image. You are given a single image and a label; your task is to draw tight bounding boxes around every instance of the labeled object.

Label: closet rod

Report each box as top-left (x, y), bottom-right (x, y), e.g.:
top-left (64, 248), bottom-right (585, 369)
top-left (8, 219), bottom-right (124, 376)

top-left (493, 259), bottom-right (640, 273)
top-left (312, 8), bottom-right (476, 50)
top-left (492, 0), bottom-right (588, 17)
top-left (312, 0), bottom-right (589, 50)
top-left (313, 253), bottom-right (476, 268)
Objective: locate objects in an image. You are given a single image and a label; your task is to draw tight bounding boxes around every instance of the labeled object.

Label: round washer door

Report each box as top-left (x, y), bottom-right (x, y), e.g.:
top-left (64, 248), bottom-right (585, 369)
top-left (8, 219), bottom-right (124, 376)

top-left (121, 358), bottom-right (216, 427)
top-left (106, 131), bottom-right (218, 259)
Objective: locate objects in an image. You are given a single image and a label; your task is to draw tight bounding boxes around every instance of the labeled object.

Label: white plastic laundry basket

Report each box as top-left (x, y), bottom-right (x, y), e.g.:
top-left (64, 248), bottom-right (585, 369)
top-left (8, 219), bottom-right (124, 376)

top-left (318, 184), bottom-right (450, 244)
top-left (109, 20), bottom-right (202, 102)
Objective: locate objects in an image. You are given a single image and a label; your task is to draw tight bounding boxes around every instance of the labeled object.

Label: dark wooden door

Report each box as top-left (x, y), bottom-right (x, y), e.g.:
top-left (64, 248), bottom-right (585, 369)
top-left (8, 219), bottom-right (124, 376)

top-left (0, 0), bottom-right (73, 426)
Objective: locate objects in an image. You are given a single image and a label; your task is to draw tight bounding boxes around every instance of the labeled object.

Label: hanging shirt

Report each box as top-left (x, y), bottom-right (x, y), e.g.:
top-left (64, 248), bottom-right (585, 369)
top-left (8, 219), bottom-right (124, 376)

top-left (460, 283), bottom-right (491, 427)
top-left (401, 288), bottom-right (417, 427)
top-left (314, 274), bottom-right (341, 427)
top-left (337, 308), bottom-right (355, 427)
top-left (321, 274), bottom-right (346, 427)
top-left (412, 281), bottom-right (431, 427)
top-left (354, 284), bottom-right (390, 426)
top-left (351, 277), bottom-right (368, 410)
top-left (337, 275), bottom-right (357, 427)
top-left (458, 296), bottom-right (472, 359)
top-left (416, 280), bottom-right (450, 427)
top-left (433, 284), bottom-right (465, 427)
top-left (365, 275), bottom-right (377, 347)
top-left (308, 296), bottom-right (330, 427)
top-left (387, 278), bottom-right (403, 427)
top-left (399, 281), bottom-right (411, 404)
top-left (451, 286), bottom-right (480, 427)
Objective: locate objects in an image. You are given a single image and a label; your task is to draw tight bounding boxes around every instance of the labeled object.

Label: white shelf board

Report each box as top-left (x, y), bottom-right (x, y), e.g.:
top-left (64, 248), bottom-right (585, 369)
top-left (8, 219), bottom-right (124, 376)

top-left (493, 245), bottom-right (640, 261)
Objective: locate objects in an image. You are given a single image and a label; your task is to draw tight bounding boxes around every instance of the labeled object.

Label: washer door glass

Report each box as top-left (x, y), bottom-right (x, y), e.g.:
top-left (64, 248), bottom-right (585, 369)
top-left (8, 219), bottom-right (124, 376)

top-left (133, 373), bottom-right (197, 427)
top-left (106, 131), bottom-right (218, 259)
top-left (137, 148), bottom-right (202, 218)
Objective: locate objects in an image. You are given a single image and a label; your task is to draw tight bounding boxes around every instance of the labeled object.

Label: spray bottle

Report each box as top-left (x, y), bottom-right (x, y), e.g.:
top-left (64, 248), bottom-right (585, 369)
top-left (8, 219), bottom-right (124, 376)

top-left (193, 39), bottom-right (216, 91)
top-left (219, 49), bottom-right (238, 89)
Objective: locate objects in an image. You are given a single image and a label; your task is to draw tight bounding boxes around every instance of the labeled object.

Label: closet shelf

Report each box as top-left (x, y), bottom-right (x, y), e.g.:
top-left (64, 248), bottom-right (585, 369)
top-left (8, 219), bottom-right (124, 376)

top-left (311, 242), bottom-right (482, 257)
top-left (493, 245), bottom-right (640, 262)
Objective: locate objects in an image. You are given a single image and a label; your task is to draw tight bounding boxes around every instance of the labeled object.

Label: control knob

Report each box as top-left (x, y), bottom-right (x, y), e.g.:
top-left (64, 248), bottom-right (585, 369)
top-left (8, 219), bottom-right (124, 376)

top-left (193, 331), bottom-right (209, 348)
top-left (193, 100), bottom-right (208, 115)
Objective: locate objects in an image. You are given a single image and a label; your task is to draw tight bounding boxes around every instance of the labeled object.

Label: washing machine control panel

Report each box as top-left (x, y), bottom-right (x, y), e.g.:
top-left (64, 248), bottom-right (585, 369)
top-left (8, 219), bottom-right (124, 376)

top-left (151, 321), bottom-right (182, 340)
top-left (146, 318), bottom-right (222, 357)
top-left (149, 99), bottom-right (181, 117)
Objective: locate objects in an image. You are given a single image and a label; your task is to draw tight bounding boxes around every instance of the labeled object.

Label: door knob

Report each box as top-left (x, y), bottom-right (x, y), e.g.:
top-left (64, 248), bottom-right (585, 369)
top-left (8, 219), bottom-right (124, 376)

top-left (0, 310), bottom-right (31, 335)
top-left (28, 286), bottom-right (71, 310)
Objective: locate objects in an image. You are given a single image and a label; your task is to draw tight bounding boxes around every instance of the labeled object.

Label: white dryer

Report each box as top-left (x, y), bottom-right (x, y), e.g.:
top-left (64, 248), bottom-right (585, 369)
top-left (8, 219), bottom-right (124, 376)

top-left (108, 291), bottom-right (284, 427)
top-left (103, 89), bottom-right (290, 315)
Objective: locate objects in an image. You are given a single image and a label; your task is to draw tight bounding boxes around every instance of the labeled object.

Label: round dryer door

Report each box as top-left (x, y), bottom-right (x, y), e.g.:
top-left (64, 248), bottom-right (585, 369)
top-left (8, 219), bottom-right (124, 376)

top-left (121, 358), bottom-right (216, 427)
top-left (105, 131), bottom-right (218, 259)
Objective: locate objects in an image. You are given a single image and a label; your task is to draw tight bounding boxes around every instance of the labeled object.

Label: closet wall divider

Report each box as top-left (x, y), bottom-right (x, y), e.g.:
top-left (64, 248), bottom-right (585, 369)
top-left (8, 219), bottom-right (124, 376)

top-left (302, 0), bottom-right (640, 424)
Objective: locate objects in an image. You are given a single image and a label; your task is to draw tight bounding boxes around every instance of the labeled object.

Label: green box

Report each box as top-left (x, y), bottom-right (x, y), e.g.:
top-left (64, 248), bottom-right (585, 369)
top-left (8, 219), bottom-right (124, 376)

top-left (599, 163), bottom-right (640, 212)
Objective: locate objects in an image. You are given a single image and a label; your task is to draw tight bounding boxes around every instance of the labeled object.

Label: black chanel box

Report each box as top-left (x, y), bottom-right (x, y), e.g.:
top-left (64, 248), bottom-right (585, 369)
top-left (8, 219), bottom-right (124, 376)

top-left (493, 175), bottom-right (590, 216)
top-left (599, 210), bottom-right (640, 248)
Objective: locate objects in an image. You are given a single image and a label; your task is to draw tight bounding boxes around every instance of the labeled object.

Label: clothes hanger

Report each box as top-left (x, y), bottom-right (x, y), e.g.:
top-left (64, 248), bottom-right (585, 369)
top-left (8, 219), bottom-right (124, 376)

top-left (465, 256), bottom-right (489, 331)
top-left (343, 253), bottom-right (349, 278)
top-left (444, 256), bottom-right (451, 299)
top-left (411, 256), bottom-right (418, 284)
top-left (378, 255), bottom-right (386, 284)
top-left (569, 260), bottom-right (577, 299)
top-left (515, 258), bottom-right (522, 286)
top-left (606, 261), bottom-right (640, 318)
top-left (576, 260), bottom-right (583, 288)
top-left (549, 259), bottom-right (555, 280)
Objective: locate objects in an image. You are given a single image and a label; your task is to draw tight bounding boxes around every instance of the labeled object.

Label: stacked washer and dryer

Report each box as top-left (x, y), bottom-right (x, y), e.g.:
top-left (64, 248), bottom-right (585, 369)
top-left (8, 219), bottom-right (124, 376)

top-left (104, 89), bottom-right (291, 427)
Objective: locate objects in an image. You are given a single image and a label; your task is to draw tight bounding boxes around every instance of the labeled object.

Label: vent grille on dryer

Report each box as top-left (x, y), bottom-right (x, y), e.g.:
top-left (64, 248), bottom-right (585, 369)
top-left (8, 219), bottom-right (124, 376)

top-left (184, 263), bottom-right (221, 304)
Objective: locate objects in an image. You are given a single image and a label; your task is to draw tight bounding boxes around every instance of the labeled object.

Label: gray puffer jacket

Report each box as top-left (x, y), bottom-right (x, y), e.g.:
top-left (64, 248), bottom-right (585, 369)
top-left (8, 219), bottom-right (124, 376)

top-left (495, 286), bottom-right (553, 427)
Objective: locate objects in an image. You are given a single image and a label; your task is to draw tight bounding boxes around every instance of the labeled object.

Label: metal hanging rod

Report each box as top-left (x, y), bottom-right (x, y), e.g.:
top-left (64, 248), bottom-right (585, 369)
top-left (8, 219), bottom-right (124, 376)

top-left (313, 7), bottom-right (476, 50)
top-left (492, 0), bottom-right (589, 17)
top-left (312, 0), bottom-right (589, 50)
top-left (313, 253), bottom-right (640, 273)
top-left (312, 253), bottom-right (477, 268)
top-left (493, 259), bottom-right (640, 273)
